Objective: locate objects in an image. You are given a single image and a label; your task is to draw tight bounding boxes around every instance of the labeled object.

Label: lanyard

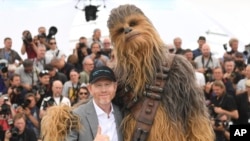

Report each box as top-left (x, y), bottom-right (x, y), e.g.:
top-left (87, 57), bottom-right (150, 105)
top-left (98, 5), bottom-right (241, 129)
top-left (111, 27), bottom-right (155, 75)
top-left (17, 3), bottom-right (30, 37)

top-left (202, 54), bottom-right (213, 68)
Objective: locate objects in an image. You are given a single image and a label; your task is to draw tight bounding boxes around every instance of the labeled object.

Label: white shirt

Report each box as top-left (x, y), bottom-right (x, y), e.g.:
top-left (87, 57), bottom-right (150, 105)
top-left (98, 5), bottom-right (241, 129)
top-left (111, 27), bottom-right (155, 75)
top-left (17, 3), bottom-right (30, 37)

top-left (40, 96), bottom-right (71, 110)
top-left (195, 71), bottom-right (205, 87)
top-left (93, 100), bottom-right (118, 141)
top-left (45, 48), bottom-right (65, 63)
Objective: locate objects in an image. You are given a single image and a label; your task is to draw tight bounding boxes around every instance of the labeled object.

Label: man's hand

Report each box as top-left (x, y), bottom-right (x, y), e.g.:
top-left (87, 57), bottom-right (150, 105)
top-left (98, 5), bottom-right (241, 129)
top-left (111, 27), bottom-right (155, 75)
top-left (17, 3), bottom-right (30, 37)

top-left (22, 84), bottom-right (32, 91)
top-left (4, 130), bottom-right (12, 140)
top-left (94, 126), bottom-right (110, 141)
top-left (214, 107), bottom-right (224, 115)
top-left (24, 107), bottom-right (32, 116)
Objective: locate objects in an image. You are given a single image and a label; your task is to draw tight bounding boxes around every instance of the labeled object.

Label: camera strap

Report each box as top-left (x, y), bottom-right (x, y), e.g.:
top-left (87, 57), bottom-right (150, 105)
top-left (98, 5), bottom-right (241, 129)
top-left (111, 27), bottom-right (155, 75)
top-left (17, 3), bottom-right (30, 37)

top-left (202, 54), bottom-right (213, 69)
top-left (55, 49), bottom-right (60, 57)
top-left (69, 82), bottom-right (80, 101)
top-left (53, 95), bottom-right (63, 106)
top-left (30, 67), bottom-right (39, 86)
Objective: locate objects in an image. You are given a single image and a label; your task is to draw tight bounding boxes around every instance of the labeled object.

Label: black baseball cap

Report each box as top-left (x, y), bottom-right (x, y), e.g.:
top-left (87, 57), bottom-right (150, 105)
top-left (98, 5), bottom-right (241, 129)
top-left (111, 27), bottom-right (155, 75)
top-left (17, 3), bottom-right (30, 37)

top-left (89, 66), bottom-right (116, 84)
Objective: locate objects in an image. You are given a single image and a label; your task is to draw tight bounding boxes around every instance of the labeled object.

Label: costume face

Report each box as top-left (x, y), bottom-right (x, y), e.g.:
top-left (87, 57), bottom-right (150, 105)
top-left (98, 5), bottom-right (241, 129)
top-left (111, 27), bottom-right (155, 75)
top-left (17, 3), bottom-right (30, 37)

top-left (109, 14), bottom-right (156, 56)
top-left (107, 4), bottom-right (166, 94)
top-left (88, 78), bottom-right (117, 106)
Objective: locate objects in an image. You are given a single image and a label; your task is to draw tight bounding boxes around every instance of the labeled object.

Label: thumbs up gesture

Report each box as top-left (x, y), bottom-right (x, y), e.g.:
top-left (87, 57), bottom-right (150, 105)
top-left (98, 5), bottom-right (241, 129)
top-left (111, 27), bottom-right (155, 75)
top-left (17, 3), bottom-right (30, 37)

top-left (94, 126), bottom-right (110, 141)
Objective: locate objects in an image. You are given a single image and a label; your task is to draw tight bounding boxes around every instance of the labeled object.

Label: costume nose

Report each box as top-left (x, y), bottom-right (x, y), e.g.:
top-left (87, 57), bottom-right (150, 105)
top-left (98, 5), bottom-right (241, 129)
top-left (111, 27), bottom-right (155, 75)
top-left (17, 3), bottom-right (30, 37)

top-left (124, 27), bottom-right (132, 34)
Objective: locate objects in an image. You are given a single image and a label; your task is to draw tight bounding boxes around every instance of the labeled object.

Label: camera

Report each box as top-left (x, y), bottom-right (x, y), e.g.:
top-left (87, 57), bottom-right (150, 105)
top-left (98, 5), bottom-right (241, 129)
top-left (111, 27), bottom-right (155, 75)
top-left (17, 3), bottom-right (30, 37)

top-left (32, 85), bottom-right (46, 95)
top-left (11, 86), bottom-right (23, 94)
top-left (43, 97), bottom-right (55, 110)
top-left (0, 60), bottom-right (8, 73)
top-left (22, 31), bottom-right (33, 44)
top-left (214, 119), bottom-right (231, 129)
top-left (20, 99), bottom-right (31, 109)
top-left (47, 26), bottom-right (57, 40)
top-left (10, 127), bottom-right (19, 137)
top-left (204, 67), bottom-right (213, 82)
top-left (95, 51), bottom-right (102, 58)
top-left (223, 43), bottom-right (232, 55)
top-left (0, 97), bottom-right (11, 116)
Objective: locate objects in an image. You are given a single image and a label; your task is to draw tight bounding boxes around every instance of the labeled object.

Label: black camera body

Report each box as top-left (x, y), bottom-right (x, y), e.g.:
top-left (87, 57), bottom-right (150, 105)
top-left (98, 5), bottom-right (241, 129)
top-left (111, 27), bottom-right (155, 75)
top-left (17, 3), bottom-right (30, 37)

top-left (43, 97), bottom-right (55, 110)
top-left (12, 86), bottom-right (23, 94)
top-left (0, 62), bottom-right (8, 73)
top-left (0, 97), bottom-right (11, 116)
top-left (204, 67), bottom-right (213, 82)
top-left (22, 32), bottom-right (33, 44)
top-left (95, 51), bottom-right (102, 59)
top-left (32, 85), bottom-right (46, 95)
top-left (21, 99), bottom-right (31, 109)
top-left (10, 127), bottom-right (19, 137)
top-left (214, 119), bottom-right (230, 128)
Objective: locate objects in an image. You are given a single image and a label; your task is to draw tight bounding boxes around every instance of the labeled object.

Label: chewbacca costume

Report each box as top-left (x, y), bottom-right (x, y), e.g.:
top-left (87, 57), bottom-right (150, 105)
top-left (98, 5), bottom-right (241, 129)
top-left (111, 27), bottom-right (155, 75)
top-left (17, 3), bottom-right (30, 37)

top-left (107, 4), bottom-right (214, 141)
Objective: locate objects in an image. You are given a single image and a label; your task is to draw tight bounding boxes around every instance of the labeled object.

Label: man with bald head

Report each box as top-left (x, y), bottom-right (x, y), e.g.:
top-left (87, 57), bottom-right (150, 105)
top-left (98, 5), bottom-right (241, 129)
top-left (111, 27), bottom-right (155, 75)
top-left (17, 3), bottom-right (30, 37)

top-left (194, 43), bottom-right (221, 82)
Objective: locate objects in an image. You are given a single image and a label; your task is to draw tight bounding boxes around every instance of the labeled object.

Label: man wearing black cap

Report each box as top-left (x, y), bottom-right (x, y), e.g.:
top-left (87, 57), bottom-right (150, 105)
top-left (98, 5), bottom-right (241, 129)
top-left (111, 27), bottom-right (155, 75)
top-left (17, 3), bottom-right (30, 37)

top-left (67, 66), bottom-right (123, 141)
top-left (35, 70), bottom-right (52, 108)
top-left (193, 36), bottom-right (206, 59)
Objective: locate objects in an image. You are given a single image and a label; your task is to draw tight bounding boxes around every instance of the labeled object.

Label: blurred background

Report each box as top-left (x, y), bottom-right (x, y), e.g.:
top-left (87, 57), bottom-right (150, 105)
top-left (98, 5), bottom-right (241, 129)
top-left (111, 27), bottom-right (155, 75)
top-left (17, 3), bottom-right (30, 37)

top-left (0, 0), bottom-right (250, 58)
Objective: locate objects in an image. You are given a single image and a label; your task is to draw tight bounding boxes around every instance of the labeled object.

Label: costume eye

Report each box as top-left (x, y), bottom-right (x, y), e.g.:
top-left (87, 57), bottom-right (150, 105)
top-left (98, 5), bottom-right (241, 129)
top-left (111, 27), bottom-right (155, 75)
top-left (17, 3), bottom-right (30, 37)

top-left (129, 20), bottom-right (137, 27)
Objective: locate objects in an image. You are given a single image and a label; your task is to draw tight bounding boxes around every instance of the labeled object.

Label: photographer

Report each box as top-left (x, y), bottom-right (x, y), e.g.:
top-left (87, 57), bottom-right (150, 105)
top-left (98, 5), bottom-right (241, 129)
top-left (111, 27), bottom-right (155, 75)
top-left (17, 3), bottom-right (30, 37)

top-left (20, 30), bottom-right (37, 59)
top-left (84, 42), bottom-right (109, 68)
top-left (7, 74), bottom-right (27, 106)
top-left (194, 44), bottom-right (221, 82)
top-left (73, 36), bottom-right (91, 70)
top-left (0, 37), bottom-right (23, 66)
top-left (62, 69), bottom-right (82, 104)
top-left (209, 80), bottom-right (238, 141)
top-left (16, 93), bottom-right (40, 138)
top-left (39, 80), bottom-right (70, 119)
top-left (223, 38), bottom-right (247, 62)
top-left (45, 38), bottom-right (66, 64)
top-left (211, 114), bottom-right (231, 141)
top-left (4, 113), bottom-right (37, 141)
top-left (35, 70), bottom-right (52, 109)
top-left (0, 96), bottom-right (16, 140)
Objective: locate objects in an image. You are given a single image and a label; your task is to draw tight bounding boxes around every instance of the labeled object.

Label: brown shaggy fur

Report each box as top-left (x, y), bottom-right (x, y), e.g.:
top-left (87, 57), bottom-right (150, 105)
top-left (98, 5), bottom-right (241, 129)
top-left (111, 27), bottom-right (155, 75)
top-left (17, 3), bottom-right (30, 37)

top-left (41, 105), bottom-right (81, 141)
top-left (108, 4), bottom-right (214, 141)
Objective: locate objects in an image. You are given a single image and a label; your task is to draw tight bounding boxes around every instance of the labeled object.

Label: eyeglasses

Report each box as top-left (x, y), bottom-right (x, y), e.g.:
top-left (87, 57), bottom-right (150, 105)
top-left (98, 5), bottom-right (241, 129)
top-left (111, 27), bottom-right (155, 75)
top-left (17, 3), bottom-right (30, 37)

top-left (79, 92), bottom-right (88, 95)
top-left (85, 63), bottom-right (94, 66)
top-left (50, 42), bottom-right (56, 45)
top-left (104, 42), bottom-right (110, 45)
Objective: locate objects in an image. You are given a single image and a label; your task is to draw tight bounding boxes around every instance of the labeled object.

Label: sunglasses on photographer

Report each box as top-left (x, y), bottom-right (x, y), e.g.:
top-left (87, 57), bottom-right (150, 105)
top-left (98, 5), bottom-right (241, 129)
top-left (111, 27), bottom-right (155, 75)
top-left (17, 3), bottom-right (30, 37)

top-left (79, 92), bottom-right (88, 95)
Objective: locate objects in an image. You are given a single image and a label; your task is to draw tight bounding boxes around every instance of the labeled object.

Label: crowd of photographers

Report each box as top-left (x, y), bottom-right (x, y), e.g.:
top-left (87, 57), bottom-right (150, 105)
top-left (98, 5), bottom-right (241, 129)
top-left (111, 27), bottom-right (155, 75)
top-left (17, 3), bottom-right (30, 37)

top-left (1, 25), bottom-right (249, 141)
top-left (0, 26), bottom-right (113, 141)
top-left (168, 36), bottom-right (250, 141)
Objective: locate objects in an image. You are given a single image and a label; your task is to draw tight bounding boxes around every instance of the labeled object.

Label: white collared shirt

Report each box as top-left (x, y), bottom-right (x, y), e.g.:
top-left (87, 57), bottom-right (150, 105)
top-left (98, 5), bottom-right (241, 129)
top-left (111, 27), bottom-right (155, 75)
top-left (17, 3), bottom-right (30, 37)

top-left (93, 100), bottom-right (118, 141)
top-left (45, 48), bottom-right (65, 63)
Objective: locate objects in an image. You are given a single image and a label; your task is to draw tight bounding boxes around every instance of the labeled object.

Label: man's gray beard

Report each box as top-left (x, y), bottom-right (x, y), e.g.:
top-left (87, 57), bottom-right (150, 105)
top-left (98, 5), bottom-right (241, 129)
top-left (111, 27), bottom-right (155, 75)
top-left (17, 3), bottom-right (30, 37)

top-left (53, 93), bottom-right (61, 97)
